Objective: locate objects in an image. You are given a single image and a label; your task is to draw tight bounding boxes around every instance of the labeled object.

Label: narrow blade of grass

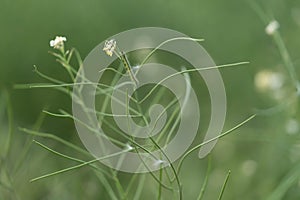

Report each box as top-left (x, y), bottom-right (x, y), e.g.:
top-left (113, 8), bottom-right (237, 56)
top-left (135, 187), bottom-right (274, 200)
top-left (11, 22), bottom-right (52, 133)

top-left (218, 170), bottom-right (231, 200)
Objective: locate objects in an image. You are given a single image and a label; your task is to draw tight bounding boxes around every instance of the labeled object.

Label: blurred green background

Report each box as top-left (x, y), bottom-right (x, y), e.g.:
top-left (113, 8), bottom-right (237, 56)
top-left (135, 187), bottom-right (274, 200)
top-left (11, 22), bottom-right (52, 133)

top-left (1, 0), bottom-right (300, 199)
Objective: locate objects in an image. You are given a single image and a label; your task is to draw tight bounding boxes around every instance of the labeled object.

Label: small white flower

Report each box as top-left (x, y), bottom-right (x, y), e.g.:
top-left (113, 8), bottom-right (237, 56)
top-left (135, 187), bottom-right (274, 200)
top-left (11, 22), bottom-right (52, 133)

top-left (254, 70), bottom-right (284, 91)
top-left (265, 20), bottom-right (280, 35)
top-left (241, 160), bottom-right (257, 176)
top-left (103, 39), bottom-right (117, 56)
top-left (285, 119), bottom-right (299, 135)
top-left (50, 36), bottom-right (67, 49)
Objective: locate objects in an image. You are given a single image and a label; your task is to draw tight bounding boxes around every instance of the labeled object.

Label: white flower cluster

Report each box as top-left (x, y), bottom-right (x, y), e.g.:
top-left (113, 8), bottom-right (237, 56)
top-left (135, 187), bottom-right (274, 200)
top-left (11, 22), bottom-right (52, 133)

top-left (255, 70), bottom-right (284, 91)
top-left (255, 70), bottom-right (286, 100)
top-left (265, 20), bottom-right (280, 35)
top-left (103, 39), bottom-right (117, 56)
top-left (285, 119), bottom-right (299, 135)
top-left (50, 36), bottom-right (67, 49)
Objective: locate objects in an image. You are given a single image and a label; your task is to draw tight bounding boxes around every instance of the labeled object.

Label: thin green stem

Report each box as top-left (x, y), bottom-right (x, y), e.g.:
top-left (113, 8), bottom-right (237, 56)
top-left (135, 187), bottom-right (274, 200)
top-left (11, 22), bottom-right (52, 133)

top-left (32, 65), bottom-right (64, 84)
top-left (135, 149), bottom-right (174, 191)
top-left (94, 172), bottom-right (119, 200)
top-left (272, 31), bottom-right (300, 92)
top-left (218, 170), bottom-right (231, 200)
top-left (136, 37), bottom-right (204, 75)
top-left (30, 147), bottom-right (133, 182)
top-left (19, 128), bottom-right (90, 156)
top-left (148, 137), bottom-right (182, 200)
top-left (247, 1), bottom-right (269, 23)
top-left (120, 51), bottom-right (139, 87)
top-left (138, 62), bottom-right (249, 104)
top-left (176, 114), bottom-right (256, 176)
top-left (43, 109), bottom-right (141, 118)
top-left (197, 155), bottom-right (212, 200)
top-left (3, 89), bottom-right (13, 159)
top-left (158, 159), bottom-right (163, 200)
top-left (13, 107), bottom-right (48, 174)
top-left (32, 140), bottom-right (111, 177)
top-left (133, 174), bottom-right (146, 200)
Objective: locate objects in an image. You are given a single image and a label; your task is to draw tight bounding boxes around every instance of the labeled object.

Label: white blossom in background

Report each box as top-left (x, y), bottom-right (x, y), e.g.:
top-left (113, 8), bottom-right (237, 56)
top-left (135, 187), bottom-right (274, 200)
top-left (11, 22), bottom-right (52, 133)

top-left (50, 36), bottom-right (67, 49)
top-left (255, 70), bottom-right (286, 100)
top-left (285, 119), bottom-right (299, 135)
top-left (265, 20), bottom-right (280, 35)
top-left (254, 70), bottom-right (284, 91)
top-left (241, 160), bottom-right (257, 177)
top-left (103, 39), bottom-right (117, 56)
